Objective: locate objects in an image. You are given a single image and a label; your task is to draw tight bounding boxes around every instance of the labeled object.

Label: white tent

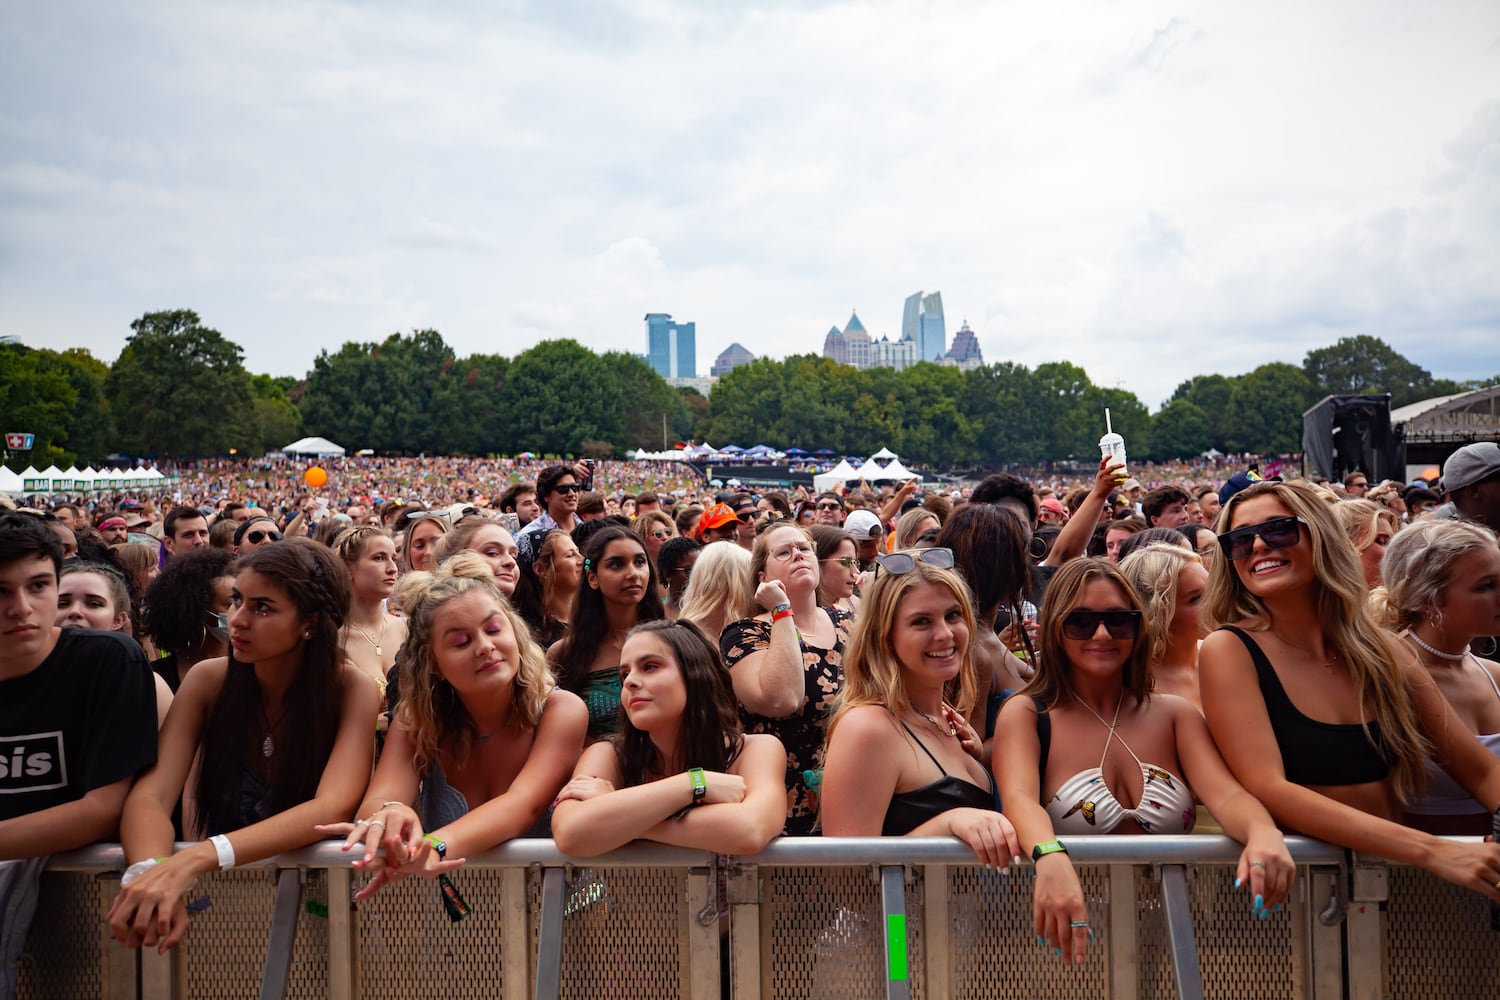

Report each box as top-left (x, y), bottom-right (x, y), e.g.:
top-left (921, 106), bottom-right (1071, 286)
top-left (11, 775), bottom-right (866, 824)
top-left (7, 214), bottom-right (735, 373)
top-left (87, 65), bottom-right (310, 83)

top-left (282, 436), bottom-right (347, 457)
top-left (814, 459), bottom-right (860, 493)
top-left (873, 457), bottom-right (919, 481)
top-left (869, 446), bottom-right (898, 462)
top-left (0, 467), bottom-right (23, 496)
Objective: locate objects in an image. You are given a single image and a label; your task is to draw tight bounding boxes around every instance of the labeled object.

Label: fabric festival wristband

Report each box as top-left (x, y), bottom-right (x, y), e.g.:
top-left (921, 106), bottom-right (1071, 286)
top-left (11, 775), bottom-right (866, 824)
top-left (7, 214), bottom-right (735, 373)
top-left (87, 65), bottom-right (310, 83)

top-left (1031, 840), bottom-right (1068, 863)
top-left (771, 605), bottom-right (794, 623)
top-left (121, 859), bottom-right (161, 887)
top-left (210, 834), bottom-right (237, 870)
top-left (689, 767), bottom-right (707, 806)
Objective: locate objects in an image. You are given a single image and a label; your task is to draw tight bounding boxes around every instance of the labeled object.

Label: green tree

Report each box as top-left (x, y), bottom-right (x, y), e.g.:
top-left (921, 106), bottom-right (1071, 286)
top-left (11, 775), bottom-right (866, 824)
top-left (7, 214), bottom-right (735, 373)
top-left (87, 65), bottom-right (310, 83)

top-left (1170, 374), bottom-right (1236, 451)
top-left (0, 343), bottom-right (77, 468)
top-left (1224, 362), bottom-right (1313, 454)
top-left (1302, 335), bottom-right (1434, 407)
top-left (900, 362), bottom-right (979, 467)
top-left (1151, 398), bottom-right (1213, 459)
top-left (498, 340), bottom-right (621, 456)
top-left (964, 362), bottom-right (1043, 465)
top-left (105, 310), bottom-right (254, 456)
top-left (300, 330), bottom-right (457, 453)
top-left (600, 351), bottom-right (687, 451)
top-left (244, 374), bottom-right (303, 455)
top-left (1031, 361), bottom-right (1099, 460)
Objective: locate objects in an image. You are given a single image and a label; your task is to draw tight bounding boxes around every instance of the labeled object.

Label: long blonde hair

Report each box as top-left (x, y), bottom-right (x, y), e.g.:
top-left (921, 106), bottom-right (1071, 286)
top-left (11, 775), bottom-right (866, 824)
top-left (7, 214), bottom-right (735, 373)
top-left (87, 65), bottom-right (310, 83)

top-left (1204, 480), bottom-right (1428, 801)
top-left (677, 542), bottom-right (753, 631)
top-left (827, 560), bottom-right (978, 742)
top-left (1119, 543), bottom-right (1203, 667)
top-left (391, 553), bottom-right (553, 773)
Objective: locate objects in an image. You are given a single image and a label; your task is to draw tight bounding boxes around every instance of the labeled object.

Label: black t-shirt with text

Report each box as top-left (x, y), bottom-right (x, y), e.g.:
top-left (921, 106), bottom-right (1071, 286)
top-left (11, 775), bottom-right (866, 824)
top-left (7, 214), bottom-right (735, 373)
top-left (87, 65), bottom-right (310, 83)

top-left (0, 628), bottom-right (158, 821)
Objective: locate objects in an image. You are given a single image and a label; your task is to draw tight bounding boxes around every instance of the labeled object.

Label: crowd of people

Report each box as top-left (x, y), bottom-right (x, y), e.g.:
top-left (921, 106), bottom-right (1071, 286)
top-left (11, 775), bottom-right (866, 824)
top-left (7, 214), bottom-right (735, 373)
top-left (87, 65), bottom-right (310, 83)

top-left (3, 441), bottom-right (1499, 991)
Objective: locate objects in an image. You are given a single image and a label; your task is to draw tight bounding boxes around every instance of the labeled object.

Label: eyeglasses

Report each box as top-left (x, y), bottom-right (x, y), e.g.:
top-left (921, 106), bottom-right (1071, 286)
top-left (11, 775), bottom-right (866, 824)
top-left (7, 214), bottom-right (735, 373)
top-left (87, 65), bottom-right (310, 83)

top-left (769, 541), bottom-right (816, 562)
top-left (823, 556), bottom-right (858, 569)
top-left (1061, 610), bottom-right (1142, 641)
top-left (875, 548), bottom-right (955, 574)
top-left (553, 484), bottom-right (582, 495)
top-left (650, 529), bottom-right (671, 539)
top-left (816, 502), bottom-right (843, 511)
top-left (1217, 515), bottom-right (1307, 562)
top-left (244, 530), bottom-right (282, 545)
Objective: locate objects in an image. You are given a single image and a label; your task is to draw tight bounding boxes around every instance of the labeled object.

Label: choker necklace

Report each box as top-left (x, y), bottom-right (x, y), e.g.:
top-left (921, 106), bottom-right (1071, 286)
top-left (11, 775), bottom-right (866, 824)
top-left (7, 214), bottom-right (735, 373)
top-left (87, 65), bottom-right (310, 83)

top-left (1407, 632), bottom-right (1468, 662)
top-left (914, 705), bottom-right (957, 738)
top-left (349, 616), bottom-right (388, 656)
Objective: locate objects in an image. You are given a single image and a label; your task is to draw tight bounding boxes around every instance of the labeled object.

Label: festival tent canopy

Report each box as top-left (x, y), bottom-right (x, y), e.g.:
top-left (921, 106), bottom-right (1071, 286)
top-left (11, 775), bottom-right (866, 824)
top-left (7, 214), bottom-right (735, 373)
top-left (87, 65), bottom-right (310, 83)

top-left (873, 457), bottom-right (919, 480)
top-left (785, 447), bottom-right (809, 456)
top-left (869, 446), bottom-right (898, 462)
top-left (0, 467), bottom-right (24, 496)
top-left (282, 436), bottom-right (347, 457)
top-left (813, 459), bottom-right (860, 493)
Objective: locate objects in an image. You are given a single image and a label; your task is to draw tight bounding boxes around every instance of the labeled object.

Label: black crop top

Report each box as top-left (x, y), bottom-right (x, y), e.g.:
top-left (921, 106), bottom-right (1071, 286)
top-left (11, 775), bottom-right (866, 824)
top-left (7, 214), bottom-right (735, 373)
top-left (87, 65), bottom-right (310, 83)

top-left (1217, 625), bottom-right (1394, 786)
top-left (882, 722), bottom-right (998, 835)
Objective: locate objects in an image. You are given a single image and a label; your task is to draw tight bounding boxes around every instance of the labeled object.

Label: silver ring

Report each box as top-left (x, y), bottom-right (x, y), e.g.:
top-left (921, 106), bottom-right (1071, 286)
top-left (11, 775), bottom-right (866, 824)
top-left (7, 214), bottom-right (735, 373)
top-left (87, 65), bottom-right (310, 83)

top-left (353, 819), bottom-right (370, 827)
top-left (1249, 861), bottom-right (1267, 870)
top-left (367, 821), bottom-right (386, 830)
top-left (1069, 920), bottom-right (1089, 928)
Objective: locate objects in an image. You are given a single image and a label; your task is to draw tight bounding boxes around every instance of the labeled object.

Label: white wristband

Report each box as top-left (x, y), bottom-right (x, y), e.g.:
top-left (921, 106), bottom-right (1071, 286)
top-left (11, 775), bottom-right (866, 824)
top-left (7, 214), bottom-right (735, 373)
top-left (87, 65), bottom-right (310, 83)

top-left (121, 858), bottom-right (160, 887)
top-left (209, 834), bottom-right (236, 870)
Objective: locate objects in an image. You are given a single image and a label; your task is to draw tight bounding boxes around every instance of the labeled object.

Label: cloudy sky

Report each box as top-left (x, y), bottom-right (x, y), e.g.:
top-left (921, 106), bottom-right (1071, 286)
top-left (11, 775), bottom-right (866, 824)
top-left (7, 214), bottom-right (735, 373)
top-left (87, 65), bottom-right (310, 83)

top-left (3, 0), bottom-right (1497, 411)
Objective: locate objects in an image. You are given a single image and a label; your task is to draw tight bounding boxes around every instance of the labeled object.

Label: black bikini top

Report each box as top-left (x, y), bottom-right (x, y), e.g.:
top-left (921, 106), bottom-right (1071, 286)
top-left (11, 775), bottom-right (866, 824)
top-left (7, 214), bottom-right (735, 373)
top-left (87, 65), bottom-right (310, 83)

top-left (882, 722), bottom-right (997, 836)
top-left (1217, 625), bottom-right (1394, 787)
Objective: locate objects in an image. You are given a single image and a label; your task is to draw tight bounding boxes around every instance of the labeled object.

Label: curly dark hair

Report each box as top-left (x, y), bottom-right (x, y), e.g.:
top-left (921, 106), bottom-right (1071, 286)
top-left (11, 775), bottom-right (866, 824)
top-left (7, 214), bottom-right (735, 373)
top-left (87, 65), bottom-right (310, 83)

top-left (141, 547), bottom-right (236, 655)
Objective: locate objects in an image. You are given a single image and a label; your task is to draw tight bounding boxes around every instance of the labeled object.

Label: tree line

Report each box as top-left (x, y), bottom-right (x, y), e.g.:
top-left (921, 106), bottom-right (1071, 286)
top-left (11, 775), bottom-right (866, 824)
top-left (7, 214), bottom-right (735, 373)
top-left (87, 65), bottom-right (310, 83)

top-left (3, 310), bottom-right (1493, 469)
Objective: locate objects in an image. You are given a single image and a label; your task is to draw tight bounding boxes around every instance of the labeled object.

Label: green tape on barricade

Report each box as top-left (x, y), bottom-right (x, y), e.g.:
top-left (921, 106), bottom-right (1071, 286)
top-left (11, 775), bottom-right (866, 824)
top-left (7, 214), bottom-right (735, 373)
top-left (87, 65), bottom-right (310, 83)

top-left (886, 913), bottom-right (908, 981)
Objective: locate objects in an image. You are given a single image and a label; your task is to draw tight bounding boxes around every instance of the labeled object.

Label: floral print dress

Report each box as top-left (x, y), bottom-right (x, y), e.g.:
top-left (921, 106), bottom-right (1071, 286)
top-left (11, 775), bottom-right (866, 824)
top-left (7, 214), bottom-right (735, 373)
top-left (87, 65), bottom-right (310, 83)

top-left (720, 607), bottom-right (852, 836)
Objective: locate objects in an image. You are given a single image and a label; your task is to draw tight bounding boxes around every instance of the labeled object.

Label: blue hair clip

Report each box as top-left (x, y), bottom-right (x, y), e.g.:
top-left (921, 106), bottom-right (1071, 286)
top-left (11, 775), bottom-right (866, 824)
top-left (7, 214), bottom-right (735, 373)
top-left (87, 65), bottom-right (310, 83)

top-left (583, 557), bottom-right (593, 573)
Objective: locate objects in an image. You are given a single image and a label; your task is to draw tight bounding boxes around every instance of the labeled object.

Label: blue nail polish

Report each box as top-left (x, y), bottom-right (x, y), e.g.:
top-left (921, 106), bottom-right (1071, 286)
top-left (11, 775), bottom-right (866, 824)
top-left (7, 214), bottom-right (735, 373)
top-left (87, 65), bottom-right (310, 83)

top-left (1254, 894), bottom-right (1263, 910)
top-left (1036, 936), bottom-right (1045, 946)
top-left (1259, 909), bottom-right (1270, 921)
top-left (1272, 903), bottom-right (1282, 915)
top-left (1055, 948), bottom-right (1062, 956)
top-left (1234, 876), bottom-right (1242, 889)
top-left (1088, 929), bottom-right (1096, 942)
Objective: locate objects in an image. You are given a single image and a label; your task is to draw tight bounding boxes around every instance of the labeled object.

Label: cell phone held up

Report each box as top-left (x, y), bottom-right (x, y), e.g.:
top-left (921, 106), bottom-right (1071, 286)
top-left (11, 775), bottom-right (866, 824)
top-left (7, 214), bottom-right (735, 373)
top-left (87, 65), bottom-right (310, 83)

top-left (581, 459), bottom-right (595, 492)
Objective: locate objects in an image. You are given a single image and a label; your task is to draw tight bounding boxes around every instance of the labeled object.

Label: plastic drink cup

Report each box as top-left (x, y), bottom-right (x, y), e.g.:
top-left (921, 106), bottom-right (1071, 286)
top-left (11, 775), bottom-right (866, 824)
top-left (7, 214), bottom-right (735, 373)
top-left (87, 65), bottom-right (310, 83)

top-left (1099, 432), bottom-right (1127, 476)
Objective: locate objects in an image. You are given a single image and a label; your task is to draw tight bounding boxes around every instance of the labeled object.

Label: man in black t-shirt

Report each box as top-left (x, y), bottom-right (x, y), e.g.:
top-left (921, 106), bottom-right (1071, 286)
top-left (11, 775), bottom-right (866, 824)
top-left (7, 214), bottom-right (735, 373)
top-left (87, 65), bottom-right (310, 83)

top-left (0, 513), bottom-right (157, 997)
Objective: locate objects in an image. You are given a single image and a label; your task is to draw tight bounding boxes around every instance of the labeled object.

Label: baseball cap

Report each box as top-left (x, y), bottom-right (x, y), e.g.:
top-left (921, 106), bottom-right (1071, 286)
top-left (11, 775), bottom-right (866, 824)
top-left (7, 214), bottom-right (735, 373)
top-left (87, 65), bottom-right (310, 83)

top-left (1441, 442), bottom-right (1500, 493)
top-left (1039, 498), bottom-right (1068, 516)
top-left (698, 503), bottom-right (738, 532)
top-left (844, 509), bottom-right (884, 540)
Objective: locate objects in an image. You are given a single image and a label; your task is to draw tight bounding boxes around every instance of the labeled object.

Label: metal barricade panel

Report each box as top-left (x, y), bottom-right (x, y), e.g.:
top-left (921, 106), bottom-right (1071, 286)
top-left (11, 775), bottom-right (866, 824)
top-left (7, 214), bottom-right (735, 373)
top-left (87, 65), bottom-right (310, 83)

top-left (546, 865), bottom-right (694, 998)
top-left (756, 865), bottom-right (925, 1000)
top-left (17, 872), bottom-right (107, 1000)
top-left (178, 869), bottom-right (330, 1000)
top-left (1134, 866), bottom-right (1297, 1000)
top-left (354, 867), bottom-right (512, 998)
top-left (1384, 865), bottom-right (1499, 997)
top-left (944, 864), bottom-right (1107, 1000)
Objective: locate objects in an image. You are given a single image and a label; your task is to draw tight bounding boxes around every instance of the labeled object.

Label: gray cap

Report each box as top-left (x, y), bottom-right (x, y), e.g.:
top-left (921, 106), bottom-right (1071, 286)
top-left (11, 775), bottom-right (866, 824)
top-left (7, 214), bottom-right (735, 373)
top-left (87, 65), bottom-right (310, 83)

top-left (1441, 442), bottom-right (1500, 493)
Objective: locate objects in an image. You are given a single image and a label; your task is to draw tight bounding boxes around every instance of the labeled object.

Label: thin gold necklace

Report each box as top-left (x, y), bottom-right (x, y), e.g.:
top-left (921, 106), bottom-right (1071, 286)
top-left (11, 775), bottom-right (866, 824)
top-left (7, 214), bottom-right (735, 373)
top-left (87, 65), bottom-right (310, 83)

top-left (913, 704), bottom-right (957, 738)
top-left (349, 615), bottom-right (388, 656)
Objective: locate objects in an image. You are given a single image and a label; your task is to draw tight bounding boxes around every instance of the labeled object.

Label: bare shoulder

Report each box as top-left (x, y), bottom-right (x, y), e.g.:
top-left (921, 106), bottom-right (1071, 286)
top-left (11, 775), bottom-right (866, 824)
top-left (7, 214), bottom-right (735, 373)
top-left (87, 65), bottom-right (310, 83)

top-left (176, 656), bottom-right (228, 699)
top-left (738, 732), bottom-right (787, 762)
top-left (996, 690), bottom-right (1039, 726)
top-left (831, 705), bottom-right (901, 746)
top-left (542, 688), bottom-right (588, 727)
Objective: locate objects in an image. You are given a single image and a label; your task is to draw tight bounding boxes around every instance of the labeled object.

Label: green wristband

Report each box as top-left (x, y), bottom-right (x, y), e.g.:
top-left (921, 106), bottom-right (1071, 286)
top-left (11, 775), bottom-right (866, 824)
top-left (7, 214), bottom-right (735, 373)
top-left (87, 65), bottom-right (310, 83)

top-left (689, 767), bottom-right (707, 806)
top-left (1031, 839), bottom-right (1068, 863)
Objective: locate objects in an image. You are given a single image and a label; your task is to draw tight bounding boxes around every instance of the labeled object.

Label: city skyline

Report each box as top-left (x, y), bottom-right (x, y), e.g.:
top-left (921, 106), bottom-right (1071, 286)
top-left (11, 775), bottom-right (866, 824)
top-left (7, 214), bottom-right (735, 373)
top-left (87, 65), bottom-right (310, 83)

top-left (3, 3), bottom-right (1496, 409)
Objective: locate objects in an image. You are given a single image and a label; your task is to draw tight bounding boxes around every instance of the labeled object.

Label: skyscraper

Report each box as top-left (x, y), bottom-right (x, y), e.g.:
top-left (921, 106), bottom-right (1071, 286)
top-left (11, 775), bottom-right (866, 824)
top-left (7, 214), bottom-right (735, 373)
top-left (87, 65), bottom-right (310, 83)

top-left (901, 291), bottom-right (947, 363)
top-left (711, 342), bottom-right (756, 377)
top-left (644, 313), bottom-right (697, 379)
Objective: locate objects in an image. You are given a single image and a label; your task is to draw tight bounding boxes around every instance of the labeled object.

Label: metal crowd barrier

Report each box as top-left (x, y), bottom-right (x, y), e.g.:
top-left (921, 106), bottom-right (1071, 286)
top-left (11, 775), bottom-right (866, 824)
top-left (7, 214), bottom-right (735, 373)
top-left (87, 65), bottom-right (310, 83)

top-left (17, 836), bottom-right (1499, 999)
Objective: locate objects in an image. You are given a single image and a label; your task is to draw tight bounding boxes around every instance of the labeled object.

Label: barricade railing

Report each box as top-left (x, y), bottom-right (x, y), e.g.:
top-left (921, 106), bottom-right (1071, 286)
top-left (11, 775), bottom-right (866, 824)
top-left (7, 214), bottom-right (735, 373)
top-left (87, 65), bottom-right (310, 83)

top-left (19, 836), bottom-right (1497, 1000)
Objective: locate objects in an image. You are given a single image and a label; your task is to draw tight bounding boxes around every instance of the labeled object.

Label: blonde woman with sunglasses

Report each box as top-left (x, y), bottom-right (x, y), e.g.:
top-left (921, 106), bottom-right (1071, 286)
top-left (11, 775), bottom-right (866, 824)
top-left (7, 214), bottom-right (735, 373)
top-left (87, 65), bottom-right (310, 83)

top-left (1199, 480), bottom-right (1500, 903)
top-left (997, 557), bottom-right (1292, 968)
top-left (721, 523), bottom-right (852, 835)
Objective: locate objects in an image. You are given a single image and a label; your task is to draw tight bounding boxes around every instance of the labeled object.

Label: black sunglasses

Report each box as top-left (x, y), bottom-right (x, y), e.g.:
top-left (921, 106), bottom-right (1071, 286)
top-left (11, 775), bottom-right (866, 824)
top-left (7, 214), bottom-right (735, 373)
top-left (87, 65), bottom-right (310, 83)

top-left (1217, 515), bottom-right (1306, 562)
top-left (1061, 610), bottom-right (1142, 641)
top-left (245, 529), bottom-right (282, 545)
top-left (875, 547), bottom-right (955, 575)
top-left (553, 484), bottom-right (582, 495)
top-left (815, 501), bottom-right (844, 511)
top-left (735, 511), bottom-right (756, 523)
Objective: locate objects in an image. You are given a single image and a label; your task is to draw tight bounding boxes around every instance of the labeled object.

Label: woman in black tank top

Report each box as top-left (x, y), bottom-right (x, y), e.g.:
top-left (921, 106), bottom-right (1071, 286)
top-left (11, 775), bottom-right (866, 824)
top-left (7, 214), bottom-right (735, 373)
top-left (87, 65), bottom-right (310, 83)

top-left (821, 551), bottom-right (1018, 865)
top-left (1199, 480), bottom-right (1500, 903)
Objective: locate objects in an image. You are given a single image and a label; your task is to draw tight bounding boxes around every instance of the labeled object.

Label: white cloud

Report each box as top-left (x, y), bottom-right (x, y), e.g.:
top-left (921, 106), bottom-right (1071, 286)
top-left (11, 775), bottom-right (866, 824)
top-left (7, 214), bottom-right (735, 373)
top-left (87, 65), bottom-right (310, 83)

top-left (1, 0), bottom-right (1497, 412)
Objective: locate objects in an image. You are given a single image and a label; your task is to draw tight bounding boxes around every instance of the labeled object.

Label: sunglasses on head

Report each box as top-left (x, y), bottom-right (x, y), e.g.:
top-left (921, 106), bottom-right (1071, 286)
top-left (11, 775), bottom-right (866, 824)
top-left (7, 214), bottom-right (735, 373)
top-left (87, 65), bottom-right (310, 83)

top-left (875, 547), bottom-right (955, 575)
top-left (1217, 515), bottom-right (1306, 561)
top-left (1061, 609), bottom-right (1142, 641)
top-left (404, 510), bottom-right (448, 524)
top-left (245, 529), bottom-right (282, 545)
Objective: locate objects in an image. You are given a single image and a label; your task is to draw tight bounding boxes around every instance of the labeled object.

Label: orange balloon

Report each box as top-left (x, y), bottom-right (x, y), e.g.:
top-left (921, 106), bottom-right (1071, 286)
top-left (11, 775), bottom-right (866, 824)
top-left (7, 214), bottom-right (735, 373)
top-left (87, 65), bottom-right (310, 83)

top-left (305, 466), bottom-right (328, 488)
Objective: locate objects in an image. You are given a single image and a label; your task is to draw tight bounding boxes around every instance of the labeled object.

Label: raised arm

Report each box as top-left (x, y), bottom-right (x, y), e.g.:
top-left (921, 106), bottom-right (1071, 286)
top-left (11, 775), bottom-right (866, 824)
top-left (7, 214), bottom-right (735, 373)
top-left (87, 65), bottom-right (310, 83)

top-left (993, 696), bottom-right (1089, 966)
top-left (1199, 629), bottom-right (1500, 903)
top-left (1043, 458), bottom-right (1122, 567)
top-left (723, 591), bottom-right (805, 718)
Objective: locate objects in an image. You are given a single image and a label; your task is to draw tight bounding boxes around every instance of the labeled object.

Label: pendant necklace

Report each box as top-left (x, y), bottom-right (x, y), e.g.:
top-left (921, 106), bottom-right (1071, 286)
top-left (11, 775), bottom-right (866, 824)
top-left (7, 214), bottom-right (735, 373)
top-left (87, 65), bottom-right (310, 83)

top-left (260, 700), bottom-right (292, 758)
top-left (914, 704), bottom-right (957, 738)
top-left (350, 616), bottom-right (388, 657)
